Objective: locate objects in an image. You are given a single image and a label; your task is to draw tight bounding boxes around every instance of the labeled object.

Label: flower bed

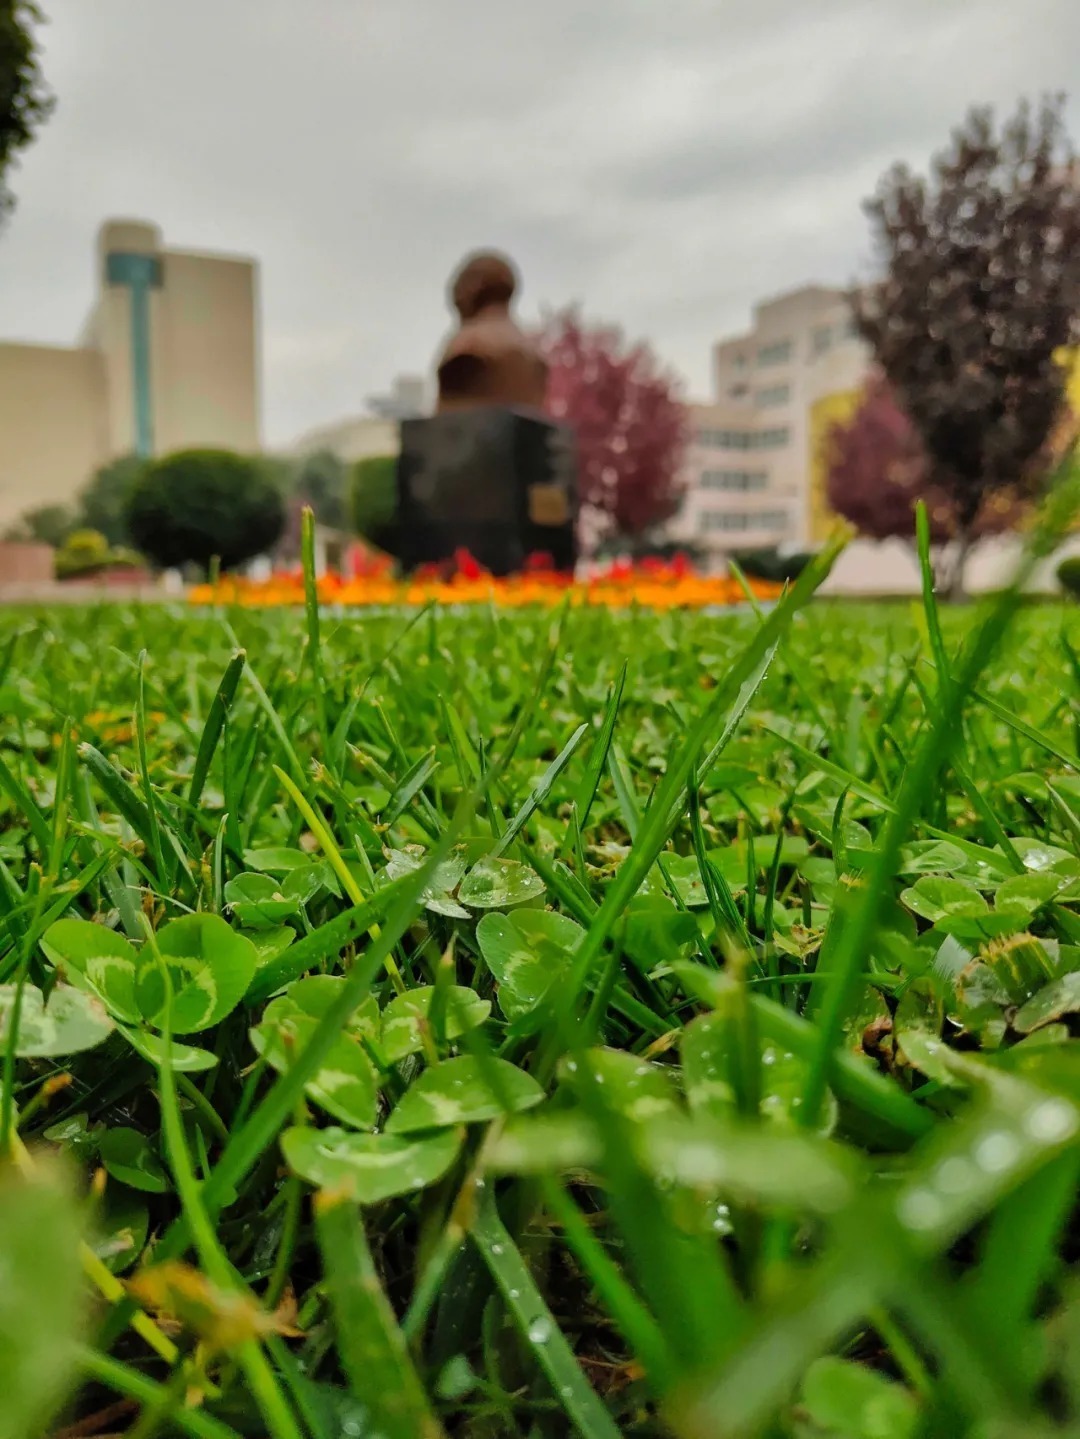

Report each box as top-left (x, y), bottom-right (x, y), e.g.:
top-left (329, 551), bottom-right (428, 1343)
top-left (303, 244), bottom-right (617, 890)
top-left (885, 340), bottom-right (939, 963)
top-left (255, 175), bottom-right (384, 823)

top-left (189, 549), bottom-right (783, 608)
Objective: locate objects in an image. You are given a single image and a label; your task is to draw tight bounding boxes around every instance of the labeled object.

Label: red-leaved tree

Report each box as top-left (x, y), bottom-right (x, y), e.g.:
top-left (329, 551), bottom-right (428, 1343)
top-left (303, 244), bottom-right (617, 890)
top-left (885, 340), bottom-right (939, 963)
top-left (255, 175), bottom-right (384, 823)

top-left (826, 375), bottom-right (1025, 583)
top-left (540, 308), bottom-right (688, 546)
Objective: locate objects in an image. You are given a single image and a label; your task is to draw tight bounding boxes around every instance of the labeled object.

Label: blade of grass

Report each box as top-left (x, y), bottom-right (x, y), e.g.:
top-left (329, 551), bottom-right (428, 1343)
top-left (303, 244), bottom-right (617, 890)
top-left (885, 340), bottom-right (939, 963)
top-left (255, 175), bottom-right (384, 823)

top-left (315, 1189), bottom-right (445, 1439)
top-left (471, 1188), bottom-right (624, 1439)
top-left (187, 649), bottom-right (245, 811)
top-left (799, 473), bottom-right (1080, 1131)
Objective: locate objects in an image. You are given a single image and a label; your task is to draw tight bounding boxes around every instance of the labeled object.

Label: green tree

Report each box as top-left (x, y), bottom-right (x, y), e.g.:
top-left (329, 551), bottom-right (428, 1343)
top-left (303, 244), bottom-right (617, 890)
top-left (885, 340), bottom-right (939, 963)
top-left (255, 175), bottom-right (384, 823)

top-left (350, 454), bottom-right (399, 554)
top-left (4, 501), bottom-right (73, 546)
top-left (297, 449), bottom-right (349, 530)
top-left (125, 449), bottom-right (285, 574)
top-left (77, 454), bottom-right (147, 546)
top-left (0, 1), bottom-right (53, 226)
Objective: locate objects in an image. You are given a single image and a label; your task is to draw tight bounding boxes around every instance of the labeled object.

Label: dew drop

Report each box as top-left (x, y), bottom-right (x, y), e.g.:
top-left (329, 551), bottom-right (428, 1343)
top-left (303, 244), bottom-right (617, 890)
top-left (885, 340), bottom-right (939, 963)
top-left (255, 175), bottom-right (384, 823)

top-left (528, 1317), bottom-right (552, 1344)
top-left (509, 1287), bottom-right (520, 1299)
top-left (974, 1130), bottom-right (1021, 1174)
top-left (1024, 1099), bottom-right (1077, 1144)
top-left (342, 1422), bottom-right (362, 1438)
top-left (712, 1202), bottom-right (732, 1234)
top-left (491, 1242), bottom-right (504, 1255)
top-left (932, 1156), bottom-right (974, 1195)
top-left (762, 1048), bottom-right (777, 1066)
top-left (566, 1060), bottom-right (578, 1073)
top-left (897, 1186), bottom-right (945, 1231)
top-left (560, 1385), bottom-right (573, 1398)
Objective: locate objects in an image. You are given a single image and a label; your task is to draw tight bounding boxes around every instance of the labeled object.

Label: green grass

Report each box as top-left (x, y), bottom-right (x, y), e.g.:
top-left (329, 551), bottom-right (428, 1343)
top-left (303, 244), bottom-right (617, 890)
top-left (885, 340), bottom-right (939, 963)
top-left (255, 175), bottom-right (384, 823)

top-left (8, 519), bottom-right (1080, 1435)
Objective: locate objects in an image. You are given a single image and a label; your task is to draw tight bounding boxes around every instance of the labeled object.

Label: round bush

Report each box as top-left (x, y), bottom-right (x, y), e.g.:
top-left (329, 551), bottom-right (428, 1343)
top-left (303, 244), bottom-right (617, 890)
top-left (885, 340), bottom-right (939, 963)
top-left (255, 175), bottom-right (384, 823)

top-left (1058, 556), bottom-right (1080, 599)
top-left (125, 450), bottom-right (285, 574)
top-left (54, 528), bottom-right (110, 580)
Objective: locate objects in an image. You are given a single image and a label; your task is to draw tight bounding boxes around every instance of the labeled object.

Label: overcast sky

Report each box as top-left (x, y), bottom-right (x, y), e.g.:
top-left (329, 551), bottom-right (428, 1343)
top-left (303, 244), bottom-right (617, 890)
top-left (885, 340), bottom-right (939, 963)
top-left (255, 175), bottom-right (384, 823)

top-left (0, 0), bottom-right (1076, 446)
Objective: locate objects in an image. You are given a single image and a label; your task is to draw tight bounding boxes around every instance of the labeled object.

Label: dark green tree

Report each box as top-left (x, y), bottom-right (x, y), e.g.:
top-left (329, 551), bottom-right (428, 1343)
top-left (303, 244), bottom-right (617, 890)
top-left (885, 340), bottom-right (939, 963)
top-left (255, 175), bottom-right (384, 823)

top-left (350, 454), bottom-right (399, 555)
top-left (78, 454), bottom-right (147, 546)
top-left (125, 449), bottom-right (285, 574)
top-left (0, 1), bottom-right (53, 225)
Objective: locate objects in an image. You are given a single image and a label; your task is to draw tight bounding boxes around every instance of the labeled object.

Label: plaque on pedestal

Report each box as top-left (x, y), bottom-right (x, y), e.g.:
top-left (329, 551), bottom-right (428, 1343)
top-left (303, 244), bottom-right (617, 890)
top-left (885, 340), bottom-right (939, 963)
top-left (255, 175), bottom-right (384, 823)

top-left (396, 408), bottom-right (576, 576)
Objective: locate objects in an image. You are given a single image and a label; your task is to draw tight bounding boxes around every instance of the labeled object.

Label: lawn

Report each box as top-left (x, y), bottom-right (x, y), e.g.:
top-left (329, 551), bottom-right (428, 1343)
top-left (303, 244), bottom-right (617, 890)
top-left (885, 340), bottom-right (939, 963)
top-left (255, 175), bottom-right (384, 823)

top-left (6, 566), bottom-right (1080, 1438)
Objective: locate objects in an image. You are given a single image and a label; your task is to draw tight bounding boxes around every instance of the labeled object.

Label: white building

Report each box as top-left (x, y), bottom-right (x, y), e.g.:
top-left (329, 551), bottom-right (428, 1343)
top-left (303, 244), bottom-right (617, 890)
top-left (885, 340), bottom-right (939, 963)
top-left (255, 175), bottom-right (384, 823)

top-left (674, 286), bottom-right (870, 558)
top-left (670, 399), bottom-right (798, 557)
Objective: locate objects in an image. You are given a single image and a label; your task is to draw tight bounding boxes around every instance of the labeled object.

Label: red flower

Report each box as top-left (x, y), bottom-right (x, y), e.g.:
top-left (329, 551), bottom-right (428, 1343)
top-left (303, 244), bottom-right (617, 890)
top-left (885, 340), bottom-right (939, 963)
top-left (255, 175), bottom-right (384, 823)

top-left (453, 548), bottom-right (486, 581)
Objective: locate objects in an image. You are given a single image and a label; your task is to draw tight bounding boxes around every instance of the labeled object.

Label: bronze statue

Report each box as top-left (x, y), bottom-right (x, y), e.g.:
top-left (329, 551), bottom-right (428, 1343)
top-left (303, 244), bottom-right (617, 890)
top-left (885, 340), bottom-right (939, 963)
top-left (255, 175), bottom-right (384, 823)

top-left (435, 251), bottom-right (548, 414)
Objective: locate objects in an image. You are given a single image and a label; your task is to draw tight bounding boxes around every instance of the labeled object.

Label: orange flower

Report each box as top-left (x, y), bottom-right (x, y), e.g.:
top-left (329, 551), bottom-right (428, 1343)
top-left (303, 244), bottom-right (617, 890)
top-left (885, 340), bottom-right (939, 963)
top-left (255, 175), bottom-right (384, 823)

top-left (185, 555), bottom-right (782, 611)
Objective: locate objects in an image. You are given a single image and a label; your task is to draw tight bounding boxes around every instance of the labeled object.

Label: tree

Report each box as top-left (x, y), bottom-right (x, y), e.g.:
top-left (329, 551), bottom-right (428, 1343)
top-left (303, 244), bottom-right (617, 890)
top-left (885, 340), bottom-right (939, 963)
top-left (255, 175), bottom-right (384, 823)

top-left (296, 450), bottom-right (348, 531)
top-left (125, 449), bottom-right (285, 574)
top-left (350, 454), bottom-right (399, 556)
top-left (826, 376), bottom-right (1024, 586)
top-left (540, 308), bottom-right (688, 545)
top-left (0, 2), bottom-right (53, 226)
top-left (3, 501), bottom-right (73, 546)
top-left (854, 95), bottom-right (1080, 596)
top-left (78, 454), bottom-right (147, 546)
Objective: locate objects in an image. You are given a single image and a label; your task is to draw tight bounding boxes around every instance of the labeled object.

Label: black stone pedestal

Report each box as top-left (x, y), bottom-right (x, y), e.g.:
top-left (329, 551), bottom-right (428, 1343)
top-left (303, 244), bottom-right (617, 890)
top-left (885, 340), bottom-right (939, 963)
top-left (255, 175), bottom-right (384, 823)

top-left (395, 408), bottom-right (577, 576)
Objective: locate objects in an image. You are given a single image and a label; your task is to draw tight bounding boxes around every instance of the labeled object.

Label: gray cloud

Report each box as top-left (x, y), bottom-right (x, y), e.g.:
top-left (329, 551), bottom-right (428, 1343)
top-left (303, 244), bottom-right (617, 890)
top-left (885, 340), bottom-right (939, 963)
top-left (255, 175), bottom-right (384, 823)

top-left (0, 0), bottom-right (1076, 442)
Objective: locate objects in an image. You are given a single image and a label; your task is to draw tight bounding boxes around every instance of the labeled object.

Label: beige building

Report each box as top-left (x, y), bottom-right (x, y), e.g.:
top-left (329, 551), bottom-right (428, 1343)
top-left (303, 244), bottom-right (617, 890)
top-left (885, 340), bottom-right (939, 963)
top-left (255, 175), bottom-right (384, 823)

top-left (674, 286), bottom-right (870, 556)
top-left (0, 219), bottom-right (259, 532)
top-left (287, 374), bottom-right (429, 463)
top-left (287, 413), bottom-right (401, 464)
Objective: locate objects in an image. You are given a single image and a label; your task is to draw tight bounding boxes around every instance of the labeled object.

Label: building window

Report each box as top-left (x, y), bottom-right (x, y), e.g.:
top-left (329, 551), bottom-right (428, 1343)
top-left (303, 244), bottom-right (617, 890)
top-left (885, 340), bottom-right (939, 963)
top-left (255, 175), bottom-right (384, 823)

top-left (757, 340), bottom-right (791, 366)
top-left (755, 384), bottom-right (790, 408)
top-left (700, 470), bottom-right (768, 492)
top-left (811, 325), bottom-right (832, 355)
top-left (734, 354), bottom-right (748, 370)
top-left (695, 427), bottom-right (754, 450)
top-left (748, 427), bottom-right (790, 450)
top-left (701, 509), bottom-right (788, 534)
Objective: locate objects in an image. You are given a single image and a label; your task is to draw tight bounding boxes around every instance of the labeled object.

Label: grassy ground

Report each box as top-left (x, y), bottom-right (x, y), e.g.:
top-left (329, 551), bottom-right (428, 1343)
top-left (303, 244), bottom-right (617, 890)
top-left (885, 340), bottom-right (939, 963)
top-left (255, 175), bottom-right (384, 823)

top-left (6, 557), bottom-right (1080, 1436)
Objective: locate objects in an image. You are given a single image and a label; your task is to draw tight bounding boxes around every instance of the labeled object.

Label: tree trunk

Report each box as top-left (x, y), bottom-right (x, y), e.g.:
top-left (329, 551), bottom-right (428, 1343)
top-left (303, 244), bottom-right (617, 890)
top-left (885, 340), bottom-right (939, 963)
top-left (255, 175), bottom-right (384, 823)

top-left (944, 525), bottom-right (974, 602)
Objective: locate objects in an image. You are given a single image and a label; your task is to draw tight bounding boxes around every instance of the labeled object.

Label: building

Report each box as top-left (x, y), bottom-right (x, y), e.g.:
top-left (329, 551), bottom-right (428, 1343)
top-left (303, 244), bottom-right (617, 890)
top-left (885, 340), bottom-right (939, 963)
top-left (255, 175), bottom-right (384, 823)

top-left (674, 285), bottom-right (870, 557)
top-left (366, 374), bottom-right (428, 422)
top-left (287, 413), bottom-right (401, 463)
top-left (0, 218), bottom-right (259, 532)
top-left (288, 374), bottom-right (430, 463)
top-left (695, 282), bottom-right (1080, 560)
top-left (669, 400), bottom-right (799, 556)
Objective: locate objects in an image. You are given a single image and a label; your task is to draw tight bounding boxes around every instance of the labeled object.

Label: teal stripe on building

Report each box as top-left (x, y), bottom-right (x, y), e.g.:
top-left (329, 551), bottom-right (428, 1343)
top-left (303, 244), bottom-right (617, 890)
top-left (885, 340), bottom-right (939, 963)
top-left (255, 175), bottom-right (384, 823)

top-left (105, 251), bottom-right (162, 457)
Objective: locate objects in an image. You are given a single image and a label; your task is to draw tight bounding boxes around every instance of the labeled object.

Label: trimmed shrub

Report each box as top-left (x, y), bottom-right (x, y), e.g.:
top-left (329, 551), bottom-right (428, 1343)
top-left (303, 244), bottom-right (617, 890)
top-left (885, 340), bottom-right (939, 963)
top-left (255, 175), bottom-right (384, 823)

top-left (54, 528), bottom-right (110, 580)
top-left (1058, 556), bottom-right (1080, 598)
top-left (125, 450), bottom-right (284, 574)
top-left (732, 548), bottom-right (812, 584)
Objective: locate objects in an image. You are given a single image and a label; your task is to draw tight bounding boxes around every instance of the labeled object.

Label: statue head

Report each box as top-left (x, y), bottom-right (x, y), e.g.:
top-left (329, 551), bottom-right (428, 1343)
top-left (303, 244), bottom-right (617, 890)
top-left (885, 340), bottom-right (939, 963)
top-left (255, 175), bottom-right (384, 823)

top-left (449, 251), bottom-right (518, 320)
